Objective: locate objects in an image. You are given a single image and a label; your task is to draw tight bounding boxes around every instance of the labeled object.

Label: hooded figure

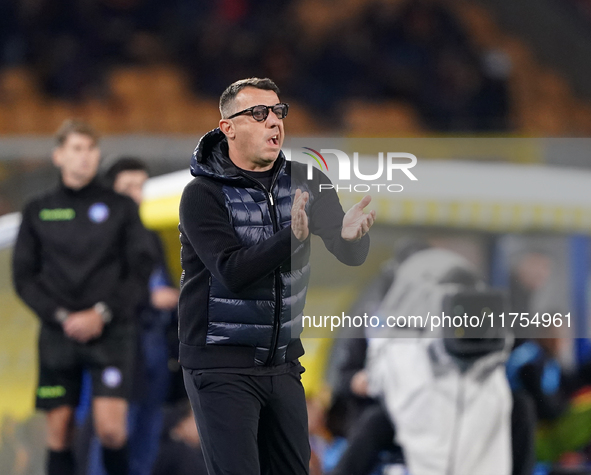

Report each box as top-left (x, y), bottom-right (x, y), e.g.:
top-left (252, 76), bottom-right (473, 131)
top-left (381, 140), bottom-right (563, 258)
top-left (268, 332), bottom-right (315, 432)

top-left (366, 248), bottom-right (513, 475)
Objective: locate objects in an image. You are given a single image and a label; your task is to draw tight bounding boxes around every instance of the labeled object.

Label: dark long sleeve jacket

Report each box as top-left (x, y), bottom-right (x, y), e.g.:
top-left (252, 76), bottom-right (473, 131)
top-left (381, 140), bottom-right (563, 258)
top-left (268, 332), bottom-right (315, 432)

top-left (178, 129), bottom-right (370, 369)
top-left (12, 178), bottom-right (156, 328)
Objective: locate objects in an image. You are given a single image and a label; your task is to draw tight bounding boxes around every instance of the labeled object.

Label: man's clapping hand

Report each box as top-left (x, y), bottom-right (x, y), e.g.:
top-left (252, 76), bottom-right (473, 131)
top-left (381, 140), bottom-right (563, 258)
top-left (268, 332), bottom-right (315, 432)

top-left (341, 195), bottom-right (376, 242)
top-left (291, 189), bottom-right (309, 242)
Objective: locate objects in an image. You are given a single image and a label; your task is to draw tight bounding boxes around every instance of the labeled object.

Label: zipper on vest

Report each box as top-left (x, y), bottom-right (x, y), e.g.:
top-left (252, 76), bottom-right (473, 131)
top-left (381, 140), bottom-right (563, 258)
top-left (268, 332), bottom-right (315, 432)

top-left (266, 270), bottom-right (283, 365)
top-left (266, 182), bottom-right (281, 365)
top-left (266, 170), bottom-right (282, 365)
top-left (236, 169), bottom-right (283, 366)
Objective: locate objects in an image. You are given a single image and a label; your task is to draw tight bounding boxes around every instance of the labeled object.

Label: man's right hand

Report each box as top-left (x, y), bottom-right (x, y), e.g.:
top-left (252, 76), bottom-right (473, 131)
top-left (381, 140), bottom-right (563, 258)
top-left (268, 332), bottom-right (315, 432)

top-left (291, 189), bottom-right (309, 242)
top-left (62, 308), bottom-right (105, 343)
top-left (350, 369), bottom-right (369, 397)
top-left (151, 286), bottom-right (179, 310)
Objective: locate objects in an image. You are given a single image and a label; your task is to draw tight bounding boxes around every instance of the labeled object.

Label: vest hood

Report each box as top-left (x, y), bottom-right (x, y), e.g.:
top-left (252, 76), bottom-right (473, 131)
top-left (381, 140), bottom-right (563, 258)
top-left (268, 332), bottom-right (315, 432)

top-left (190, 128), bottom-right (287, 186)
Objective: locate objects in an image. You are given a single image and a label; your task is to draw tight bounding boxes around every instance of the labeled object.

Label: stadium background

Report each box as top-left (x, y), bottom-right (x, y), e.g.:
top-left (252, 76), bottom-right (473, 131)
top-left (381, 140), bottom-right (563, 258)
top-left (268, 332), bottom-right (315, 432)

top-left (1, 0), bottom-right (591, 473)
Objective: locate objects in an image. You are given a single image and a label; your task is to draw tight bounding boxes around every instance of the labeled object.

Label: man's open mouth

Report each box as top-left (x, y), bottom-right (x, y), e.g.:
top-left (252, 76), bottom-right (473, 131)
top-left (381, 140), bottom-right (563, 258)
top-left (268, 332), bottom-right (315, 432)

top-left (267, 135), bottom-right (279, 146)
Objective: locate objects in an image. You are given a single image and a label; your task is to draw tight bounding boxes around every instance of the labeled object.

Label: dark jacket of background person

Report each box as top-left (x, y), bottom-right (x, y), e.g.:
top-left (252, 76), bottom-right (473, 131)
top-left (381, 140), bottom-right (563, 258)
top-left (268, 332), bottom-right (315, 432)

top-left (330, 240), bottom-right (430, 434)
top-left (130, 229), bottom-right (178, 400)
top-left (178, 128), bottom-right (369, 370)
top-left (507, 340), bottom-right (580, 422)
top-left (151, 402), bottom-right (208, 475)
top-left (12, 178), bottom-right (155, 326)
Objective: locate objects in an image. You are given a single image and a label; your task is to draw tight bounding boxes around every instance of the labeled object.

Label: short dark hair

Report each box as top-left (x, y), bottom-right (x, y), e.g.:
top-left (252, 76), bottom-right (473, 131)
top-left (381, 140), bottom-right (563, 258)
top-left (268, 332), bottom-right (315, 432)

top-left (219, 78), bottom-right (280, 119)
top-left (55, 119), bottom-right (99, 146)
top-left (104, 157), bottom-right (149, 187)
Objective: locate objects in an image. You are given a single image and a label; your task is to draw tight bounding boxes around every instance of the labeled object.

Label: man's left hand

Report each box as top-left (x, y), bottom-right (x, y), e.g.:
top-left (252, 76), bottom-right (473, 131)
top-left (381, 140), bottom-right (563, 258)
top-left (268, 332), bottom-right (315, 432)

top-left (62, 308), bottom-right (105, 343)
top-left (341, 195), bottom-right (376, 242)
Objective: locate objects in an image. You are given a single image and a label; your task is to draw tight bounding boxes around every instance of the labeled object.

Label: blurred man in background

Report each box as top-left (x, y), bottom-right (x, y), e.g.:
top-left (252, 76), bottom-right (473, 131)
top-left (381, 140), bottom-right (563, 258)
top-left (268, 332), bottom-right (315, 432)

top-left (105, 157), bottom-right (179, 475)
top-left (366, 248), bottom-right (513, 475)
top-left (12, 119), bottom-right (155, 475)
top-left (151, 401), bottom-right (207, 475)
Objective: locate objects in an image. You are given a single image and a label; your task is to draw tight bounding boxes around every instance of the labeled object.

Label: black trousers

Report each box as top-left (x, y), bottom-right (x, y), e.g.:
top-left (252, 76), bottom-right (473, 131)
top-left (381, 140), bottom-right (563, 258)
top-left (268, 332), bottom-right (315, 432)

top-left (511, 391), bottom-right (536, 475)
top-left (183, 368), bottom-right (310, 475)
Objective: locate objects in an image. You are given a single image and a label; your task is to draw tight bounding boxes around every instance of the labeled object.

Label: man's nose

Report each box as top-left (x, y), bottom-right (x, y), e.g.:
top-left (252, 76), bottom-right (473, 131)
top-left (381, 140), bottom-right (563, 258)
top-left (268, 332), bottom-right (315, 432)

top-left (266, 110), bottom-right (282, 126)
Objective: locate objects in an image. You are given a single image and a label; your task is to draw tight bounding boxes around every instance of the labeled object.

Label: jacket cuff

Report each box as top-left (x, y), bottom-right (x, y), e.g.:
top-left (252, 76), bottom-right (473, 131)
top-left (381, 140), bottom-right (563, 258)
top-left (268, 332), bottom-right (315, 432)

top-left (54, 307), bottom-right (69, 324)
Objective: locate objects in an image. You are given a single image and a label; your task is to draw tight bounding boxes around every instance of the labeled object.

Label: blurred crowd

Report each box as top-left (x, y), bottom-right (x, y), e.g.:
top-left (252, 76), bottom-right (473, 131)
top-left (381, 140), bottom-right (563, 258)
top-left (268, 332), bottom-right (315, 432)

top-left (5, 229), bottom-right (591, 475)
top-left (0, 0), bottom-right (510, 131)
top-left (566, 0), bottom-right (591, 23)
top-left (305, 240), bottom-right (591, 475)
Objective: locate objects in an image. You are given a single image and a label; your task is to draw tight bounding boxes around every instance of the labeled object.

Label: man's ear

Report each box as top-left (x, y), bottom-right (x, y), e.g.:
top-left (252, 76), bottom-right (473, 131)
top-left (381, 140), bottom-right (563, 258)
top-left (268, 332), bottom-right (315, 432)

top-left (51, 147), bottom-right (62, 168)
top-left (219, 119), bottom-right (235, 140)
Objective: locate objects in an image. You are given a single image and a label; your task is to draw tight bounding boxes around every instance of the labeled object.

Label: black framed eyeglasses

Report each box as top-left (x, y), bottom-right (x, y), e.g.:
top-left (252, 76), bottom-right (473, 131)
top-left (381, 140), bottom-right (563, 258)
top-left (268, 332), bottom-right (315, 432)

top-left (227, 103), bottom-right (289, 122)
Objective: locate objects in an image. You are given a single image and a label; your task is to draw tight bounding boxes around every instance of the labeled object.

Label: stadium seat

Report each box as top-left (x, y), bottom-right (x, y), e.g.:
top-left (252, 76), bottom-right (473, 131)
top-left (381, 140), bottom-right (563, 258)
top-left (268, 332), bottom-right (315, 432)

top-left (345, 100), bottom-right (423, 136)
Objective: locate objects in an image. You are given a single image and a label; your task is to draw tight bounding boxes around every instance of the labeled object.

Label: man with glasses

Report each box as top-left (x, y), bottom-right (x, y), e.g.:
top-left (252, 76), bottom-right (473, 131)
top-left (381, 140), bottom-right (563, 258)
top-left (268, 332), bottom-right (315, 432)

top-left (179, 77), bottom-right (376, 475)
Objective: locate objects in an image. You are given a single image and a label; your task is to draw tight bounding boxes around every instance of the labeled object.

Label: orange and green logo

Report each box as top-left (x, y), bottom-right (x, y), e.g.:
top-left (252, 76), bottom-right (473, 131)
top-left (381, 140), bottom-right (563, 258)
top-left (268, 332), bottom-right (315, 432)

top-left (301, 147), bottom-right (329, 172)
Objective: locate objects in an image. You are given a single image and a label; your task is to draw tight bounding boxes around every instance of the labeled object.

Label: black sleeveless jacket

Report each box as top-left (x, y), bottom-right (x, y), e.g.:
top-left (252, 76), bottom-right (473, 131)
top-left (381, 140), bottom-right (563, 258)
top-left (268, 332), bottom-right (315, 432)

top-left (178, 129), bottom-right (369, 369)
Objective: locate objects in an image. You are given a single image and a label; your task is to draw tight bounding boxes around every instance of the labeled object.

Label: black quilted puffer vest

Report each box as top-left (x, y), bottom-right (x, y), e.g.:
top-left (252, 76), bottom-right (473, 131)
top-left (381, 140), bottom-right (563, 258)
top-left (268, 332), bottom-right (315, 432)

top-left (190, 129), bottom-right (311, 365)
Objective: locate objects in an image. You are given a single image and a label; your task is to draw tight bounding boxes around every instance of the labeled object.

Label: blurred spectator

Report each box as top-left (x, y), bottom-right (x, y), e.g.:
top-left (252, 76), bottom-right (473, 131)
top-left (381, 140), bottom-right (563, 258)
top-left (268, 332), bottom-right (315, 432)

top-left (507, 338), bottom-right (574, 423)
top-left (328, 401), bottom-right (402, 475)
top-left (12, 119), bottom-right (156, 475)
top-left (90, 0), bottom-right (170, 64)
top-left (23, 0), bottom-right (107, 99)
top-left (84, 157), bottom-right (180, 475)
top-left (418, 46), bottom-right (485, 131)
top-left (1, 0), bottom-right (509, 131)
top-left (328, 238), bottom-right (430, 475)
top-left (475, 50), bottom-right (512, 130)
top-left (330, 237), bottom-right (429, 435)
top-left (566, 0), bottom-right (591, 23)
top-left (307, 395), bottom-right (349, 475)
top-left (509, 251), bottom-right (553, 314)
top-left (151, 401), bottom-right (207, 475)
top-left (366, 248), bottom-right (513, 475)
top-left (369, 0), bottom-right (467, 99)
top-left (107, 157), bottom-right (179, 475)
top-left (0, 0), bottom-right (23, 69)
top-left (21, 0), bottom-right (170, 100)
top-left (507, 336), bottom-right (591, 469)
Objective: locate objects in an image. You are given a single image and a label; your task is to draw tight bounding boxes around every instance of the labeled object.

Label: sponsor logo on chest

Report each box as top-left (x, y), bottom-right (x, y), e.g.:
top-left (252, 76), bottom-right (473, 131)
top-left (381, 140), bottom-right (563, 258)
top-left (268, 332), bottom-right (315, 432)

top-left (39, 208), bottom-right (76, 221)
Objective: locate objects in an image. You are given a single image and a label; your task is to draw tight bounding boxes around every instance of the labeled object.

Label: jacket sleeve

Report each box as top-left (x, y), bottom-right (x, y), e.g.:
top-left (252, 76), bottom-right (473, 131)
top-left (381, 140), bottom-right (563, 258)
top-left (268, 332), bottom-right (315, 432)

top-left (179, 180), bottom-right (300, 293)
top-left (308, 170), bottom-right (370, 266)
top-left (12, 203), bottom-right (62, 325)
top-left (519, 362), bottom-right (568, 421)
top-left (102, 199), bottom-right (157, 320)
top-left (332, 338), bottom-right (369, 397)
